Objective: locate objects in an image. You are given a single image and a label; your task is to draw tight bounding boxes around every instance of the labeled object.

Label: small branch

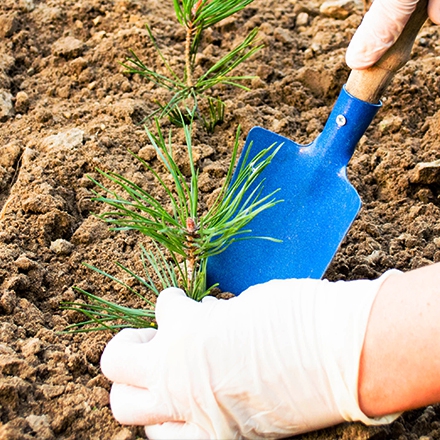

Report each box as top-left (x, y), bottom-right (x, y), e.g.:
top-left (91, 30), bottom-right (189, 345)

top-left (185, 0), bottom-right (203, 88)
top-left (185, 217), bottom-right (199, 289)
top-left (185, 22), bottom-right (194, 87)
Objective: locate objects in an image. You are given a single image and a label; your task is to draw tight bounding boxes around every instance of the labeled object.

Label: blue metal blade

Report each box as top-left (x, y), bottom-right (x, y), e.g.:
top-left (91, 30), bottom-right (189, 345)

top-left (207, 86), bottom-right (381, 295)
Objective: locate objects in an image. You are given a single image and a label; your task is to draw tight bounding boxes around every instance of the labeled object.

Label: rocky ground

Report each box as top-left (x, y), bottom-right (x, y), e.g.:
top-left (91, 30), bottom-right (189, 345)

top-left (1, 0), bottom-right (440, 438)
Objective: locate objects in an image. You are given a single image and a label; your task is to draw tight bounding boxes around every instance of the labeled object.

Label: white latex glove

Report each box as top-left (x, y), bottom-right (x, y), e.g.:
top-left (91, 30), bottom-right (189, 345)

top-left (346, 0), bottom-right (440, 69)
top-left (101, 275), bottom-right (399, 440)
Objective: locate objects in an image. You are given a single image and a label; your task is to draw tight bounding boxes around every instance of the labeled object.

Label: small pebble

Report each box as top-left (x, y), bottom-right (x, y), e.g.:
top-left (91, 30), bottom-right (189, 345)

top-left (50, 239), bottom-right (74, 255)
top-left (296, 12), bottom-right (309, 26)
top-left (320, 0), bottom-right (356, 19)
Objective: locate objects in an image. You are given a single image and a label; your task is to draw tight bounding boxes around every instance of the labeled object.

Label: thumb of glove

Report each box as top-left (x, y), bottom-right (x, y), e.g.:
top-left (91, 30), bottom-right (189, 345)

top-left (155, 287), bottom-right (199, 328)
top-left (346, 0), bottom-right (418, 69)
top-left (428, 0), bottom-right (440, 23)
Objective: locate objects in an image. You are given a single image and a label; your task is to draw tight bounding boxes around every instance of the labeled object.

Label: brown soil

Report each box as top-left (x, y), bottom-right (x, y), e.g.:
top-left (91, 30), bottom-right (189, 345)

top-left (1, 0), bottom-right (440, 439)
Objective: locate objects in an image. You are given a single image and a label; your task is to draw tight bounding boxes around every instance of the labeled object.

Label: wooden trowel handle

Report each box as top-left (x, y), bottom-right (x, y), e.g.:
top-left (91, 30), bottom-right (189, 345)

top-left (346, 0), bottom-right (428, 103)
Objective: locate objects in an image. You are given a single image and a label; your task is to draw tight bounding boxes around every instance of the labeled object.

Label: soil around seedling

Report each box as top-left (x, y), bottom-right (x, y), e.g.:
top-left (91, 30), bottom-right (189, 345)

top-left (1, 0), bottom-right (440, 438)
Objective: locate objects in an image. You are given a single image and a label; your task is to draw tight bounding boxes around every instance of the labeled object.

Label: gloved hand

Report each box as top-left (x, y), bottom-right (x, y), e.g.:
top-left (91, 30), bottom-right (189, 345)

top-left (346, 0), bottom-right (440, 69)
top-left (101, 275), bottom-right (399, 440)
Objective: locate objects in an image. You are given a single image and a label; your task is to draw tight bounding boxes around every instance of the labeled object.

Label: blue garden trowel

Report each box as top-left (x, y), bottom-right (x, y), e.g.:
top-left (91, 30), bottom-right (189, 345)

top-left (207, 0), bottom-right (428, 295)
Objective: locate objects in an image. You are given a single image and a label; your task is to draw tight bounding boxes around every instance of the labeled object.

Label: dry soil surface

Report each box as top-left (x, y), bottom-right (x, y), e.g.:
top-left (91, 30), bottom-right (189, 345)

top-left (1, 0), bottom-right (440, 439)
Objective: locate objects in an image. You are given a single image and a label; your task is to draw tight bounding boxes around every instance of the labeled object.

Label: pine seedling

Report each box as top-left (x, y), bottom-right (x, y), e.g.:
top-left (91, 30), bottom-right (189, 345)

top-left (92, 121), bottom-right (281, 300)
top-left (122, 0), bottom-right (262, 131)
top-left (64, 122), bottom-right (282, 332)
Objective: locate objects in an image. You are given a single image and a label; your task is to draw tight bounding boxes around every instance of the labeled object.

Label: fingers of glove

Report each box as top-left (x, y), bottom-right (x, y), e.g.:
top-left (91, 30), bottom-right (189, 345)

top-left (109, 327), bottom-right (157, 345)
top-left (201, 295), bottom-right (218, 304)
top-left (101, 328), bottom-right (157, 387)
top-left (428, 0), bottom-right (440, 23)
top-left (155, 287), bottom-right (200, 327)
top-left (145, 422), bottom-right (210, 440)
top-left (346, 0), bottom-right (418, 69)
top-left (110, 383), bottom-right (175, 426)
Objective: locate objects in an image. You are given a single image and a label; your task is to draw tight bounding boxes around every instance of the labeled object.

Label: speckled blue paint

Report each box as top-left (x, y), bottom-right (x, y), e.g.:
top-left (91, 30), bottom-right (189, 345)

top-left (207, 85), bottom-right (382, 295)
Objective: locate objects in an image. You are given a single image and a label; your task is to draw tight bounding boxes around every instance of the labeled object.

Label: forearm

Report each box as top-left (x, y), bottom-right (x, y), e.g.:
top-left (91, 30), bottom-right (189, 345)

top-left (359, 262), bottom-right (440, 417)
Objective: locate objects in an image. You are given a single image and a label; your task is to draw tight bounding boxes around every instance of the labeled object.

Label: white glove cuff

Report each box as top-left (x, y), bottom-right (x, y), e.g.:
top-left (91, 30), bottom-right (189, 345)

top-left (317, 269), bottom-right (403, 427)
